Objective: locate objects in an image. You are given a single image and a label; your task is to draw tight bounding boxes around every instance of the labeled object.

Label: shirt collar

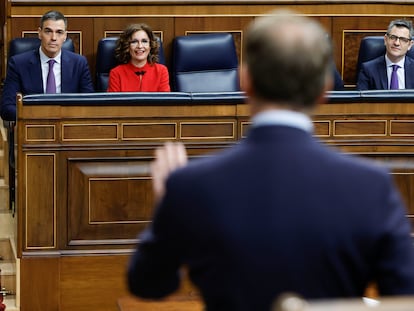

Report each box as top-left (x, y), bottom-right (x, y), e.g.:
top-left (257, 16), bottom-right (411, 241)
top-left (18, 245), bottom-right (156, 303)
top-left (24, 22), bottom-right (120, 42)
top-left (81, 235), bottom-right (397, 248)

top-left (385, 54), bottom-right (405, 68)
top-left (251, 109), bottom-right (314, 133)
top-left (39, 47), bottom-right (62, 64)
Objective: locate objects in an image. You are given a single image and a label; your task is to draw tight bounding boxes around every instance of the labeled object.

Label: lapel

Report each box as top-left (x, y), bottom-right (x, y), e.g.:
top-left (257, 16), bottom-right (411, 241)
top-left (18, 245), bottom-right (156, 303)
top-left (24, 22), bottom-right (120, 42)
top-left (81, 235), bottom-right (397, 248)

top-left (27, 50), bottom-right (44, 93)
top-left (404, 56), bottom-right (414, 89)
top-left (376, 57), bottom-right (388, 90)
top-left (60, 50), bottom-right (72, 93)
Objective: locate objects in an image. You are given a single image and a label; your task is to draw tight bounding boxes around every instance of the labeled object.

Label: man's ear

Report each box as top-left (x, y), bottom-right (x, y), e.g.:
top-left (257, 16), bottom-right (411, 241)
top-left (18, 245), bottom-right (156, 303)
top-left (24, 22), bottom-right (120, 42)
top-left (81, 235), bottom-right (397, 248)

top-left (38, 27), bottom-right (42, 39)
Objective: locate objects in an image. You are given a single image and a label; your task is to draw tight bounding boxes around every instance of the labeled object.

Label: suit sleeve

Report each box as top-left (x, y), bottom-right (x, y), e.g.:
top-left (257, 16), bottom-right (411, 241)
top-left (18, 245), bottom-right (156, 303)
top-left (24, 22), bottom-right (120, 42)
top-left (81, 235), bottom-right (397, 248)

top-left (374, 174), bottom-right (414, 295)
top-left (127, 225), bottom-right (181, 298)
top-left (78, 56), bottom-right (94, 93)
top-left (1, 57), bottom-right (20, 121)
top-left (127, 179), bottom-right (183, 298)
top-left (356, 63), bottom-right (371, 90)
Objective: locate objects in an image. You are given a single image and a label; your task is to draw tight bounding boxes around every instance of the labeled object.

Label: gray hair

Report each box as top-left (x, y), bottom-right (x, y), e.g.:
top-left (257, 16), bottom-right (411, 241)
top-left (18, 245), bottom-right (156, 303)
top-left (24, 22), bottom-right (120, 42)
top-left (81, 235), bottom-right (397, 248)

top-left (40, 10), bottom-right (67, 30)
top-left (387, 19), bottom-right (414, 38)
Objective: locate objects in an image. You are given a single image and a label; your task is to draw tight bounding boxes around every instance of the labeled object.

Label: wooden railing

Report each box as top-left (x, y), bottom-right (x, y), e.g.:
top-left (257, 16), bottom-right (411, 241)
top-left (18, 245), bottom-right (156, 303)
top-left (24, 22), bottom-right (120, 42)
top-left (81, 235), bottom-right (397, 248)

top-left (15, 90), bottom-right (414, 311)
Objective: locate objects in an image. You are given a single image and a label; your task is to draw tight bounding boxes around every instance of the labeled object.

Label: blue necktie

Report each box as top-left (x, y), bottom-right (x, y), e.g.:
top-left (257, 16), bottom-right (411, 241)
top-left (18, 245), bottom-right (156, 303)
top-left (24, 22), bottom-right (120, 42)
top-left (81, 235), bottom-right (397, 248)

top-left (390, 64), bottom-right (399, 90)
top-left (46, 59), bottom-right (56, 94)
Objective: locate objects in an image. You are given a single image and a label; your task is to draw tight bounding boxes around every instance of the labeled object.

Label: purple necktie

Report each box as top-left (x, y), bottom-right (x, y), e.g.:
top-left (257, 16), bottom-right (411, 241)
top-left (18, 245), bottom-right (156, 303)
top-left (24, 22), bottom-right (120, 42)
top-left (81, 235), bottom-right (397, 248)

top-left (390, 64), bottom-right (399, 90)
top-left (46, 59), bottom-right (56, 94)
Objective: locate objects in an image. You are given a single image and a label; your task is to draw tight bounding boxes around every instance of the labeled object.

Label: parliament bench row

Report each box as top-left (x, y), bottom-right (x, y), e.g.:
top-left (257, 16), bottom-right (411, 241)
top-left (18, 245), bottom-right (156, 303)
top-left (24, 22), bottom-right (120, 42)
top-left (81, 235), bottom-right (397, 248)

top-left (7, 33), bottom-right (240, 93)
top-left (8, 34), bottom-right (404, 94)
top-left (20, 89), bottom-right (414, 106)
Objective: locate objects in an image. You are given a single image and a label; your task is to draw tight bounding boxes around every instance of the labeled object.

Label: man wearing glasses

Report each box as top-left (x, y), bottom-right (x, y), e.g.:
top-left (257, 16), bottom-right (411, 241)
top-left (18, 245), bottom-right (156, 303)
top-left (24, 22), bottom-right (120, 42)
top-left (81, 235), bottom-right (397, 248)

top-left (357, 19), bottom-right (414, 90)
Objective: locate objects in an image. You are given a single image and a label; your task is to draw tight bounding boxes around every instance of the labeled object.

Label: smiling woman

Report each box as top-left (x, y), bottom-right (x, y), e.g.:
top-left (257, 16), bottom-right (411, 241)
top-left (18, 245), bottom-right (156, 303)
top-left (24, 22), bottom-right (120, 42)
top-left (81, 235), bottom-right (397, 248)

top-left (107, 23), bottom-right (170, 92)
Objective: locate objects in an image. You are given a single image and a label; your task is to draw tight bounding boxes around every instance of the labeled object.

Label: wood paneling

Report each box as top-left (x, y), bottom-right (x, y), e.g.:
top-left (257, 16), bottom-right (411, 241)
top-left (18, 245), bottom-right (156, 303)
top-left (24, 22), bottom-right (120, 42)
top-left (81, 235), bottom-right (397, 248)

top-left (68, 159), bottom-right (154, 246)
top-left (25, 153), bottom-right (55, 249)
top-left (15, 93), bottom-right (414, 311)
top-left (20, 257), bottom-right (60, 311)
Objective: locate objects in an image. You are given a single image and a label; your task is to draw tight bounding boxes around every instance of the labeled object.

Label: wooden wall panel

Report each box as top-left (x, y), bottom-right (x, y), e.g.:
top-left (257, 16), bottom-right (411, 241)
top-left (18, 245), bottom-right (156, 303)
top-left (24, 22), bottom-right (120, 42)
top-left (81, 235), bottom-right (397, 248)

top-left (25, 153), bottom-right (55, 249)
top-left (20, 257), bottom-right (60, 311)
top-left (60, 255), bottom-right (130, 311)
top-left (67, 158), bottom-right (154, 246)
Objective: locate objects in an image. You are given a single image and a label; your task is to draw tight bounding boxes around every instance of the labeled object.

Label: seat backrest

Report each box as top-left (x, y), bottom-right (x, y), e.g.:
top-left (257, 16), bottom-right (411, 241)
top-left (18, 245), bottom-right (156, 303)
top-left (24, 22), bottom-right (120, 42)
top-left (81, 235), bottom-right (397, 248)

top-left (95, 36), bottom-right (165, 92)
top-left (172, 33), bottom-right (240, 92)
top-left (356, 35), bottom-right (414, 78)
top-left (8, 37), bottom-right (75, 58)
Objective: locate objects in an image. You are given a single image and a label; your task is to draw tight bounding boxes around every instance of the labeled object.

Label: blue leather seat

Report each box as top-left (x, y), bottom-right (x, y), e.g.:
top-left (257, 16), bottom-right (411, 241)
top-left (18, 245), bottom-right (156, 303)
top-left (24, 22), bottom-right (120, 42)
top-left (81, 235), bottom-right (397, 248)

top-left (356, 36), bottom-right (414, 79)
top-left (95, 37), bottom-right (165, 92)
top-left (8, 37), bottom-right (74, 58)
top-left (172, 33), bottom-right (240, 92)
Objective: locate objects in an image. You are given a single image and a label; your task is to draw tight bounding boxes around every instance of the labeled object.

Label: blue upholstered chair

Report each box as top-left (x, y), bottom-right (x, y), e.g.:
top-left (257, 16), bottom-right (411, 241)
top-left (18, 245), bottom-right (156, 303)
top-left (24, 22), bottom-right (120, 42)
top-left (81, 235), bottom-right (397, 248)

top-left (95, 37), bottom-right (165, 92)
top-left (172, 33), bottom-right (240, 92)
top-left (356, 36), bottom-right (414, 80)
top-left (8, 37), bottom-right (74, 58)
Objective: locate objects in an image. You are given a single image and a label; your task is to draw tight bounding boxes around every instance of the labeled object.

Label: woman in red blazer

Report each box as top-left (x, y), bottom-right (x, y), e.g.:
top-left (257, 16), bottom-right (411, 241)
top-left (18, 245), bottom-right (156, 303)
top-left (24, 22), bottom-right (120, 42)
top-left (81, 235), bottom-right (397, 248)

top-left (107, 23), bottom-right (170, 92)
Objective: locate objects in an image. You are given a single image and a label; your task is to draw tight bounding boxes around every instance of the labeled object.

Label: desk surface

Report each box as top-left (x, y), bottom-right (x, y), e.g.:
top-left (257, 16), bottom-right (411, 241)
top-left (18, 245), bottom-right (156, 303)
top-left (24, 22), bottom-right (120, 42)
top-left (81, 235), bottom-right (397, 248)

top-left (117, 295), bottom-right (204, 311)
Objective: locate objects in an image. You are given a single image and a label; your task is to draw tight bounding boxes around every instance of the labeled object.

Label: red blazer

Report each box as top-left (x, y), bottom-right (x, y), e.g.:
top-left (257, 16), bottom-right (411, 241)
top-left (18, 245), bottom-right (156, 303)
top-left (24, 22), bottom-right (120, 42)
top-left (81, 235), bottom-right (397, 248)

top-left (107, 62), bottom-right (170, 92)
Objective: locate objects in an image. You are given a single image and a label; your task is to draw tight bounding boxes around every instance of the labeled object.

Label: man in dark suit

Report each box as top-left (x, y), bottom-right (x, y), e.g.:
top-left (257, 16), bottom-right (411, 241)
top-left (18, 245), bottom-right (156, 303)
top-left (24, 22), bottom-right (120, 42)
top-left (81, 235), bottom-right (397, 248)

top-left (1, 10), bottom-right (94, 121)
top-left (128, 11), bottom-right (414, 311)
top-left (357, 19), bottom-right (414, 90)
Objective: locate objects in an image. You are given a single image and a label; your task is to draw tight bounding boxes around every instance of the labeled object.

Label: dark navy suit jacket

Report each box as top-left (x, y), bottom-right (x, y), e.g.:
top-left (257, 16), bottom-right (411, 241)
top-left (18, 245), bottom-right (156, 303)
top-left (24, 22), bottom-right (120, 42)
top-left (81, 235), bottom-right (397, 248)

top-left (128, 125), bottom-right (414, 311)
top-left (1, 48), bottom-right (94, 120)
top-left (357, 55), bottom-right (414, 90)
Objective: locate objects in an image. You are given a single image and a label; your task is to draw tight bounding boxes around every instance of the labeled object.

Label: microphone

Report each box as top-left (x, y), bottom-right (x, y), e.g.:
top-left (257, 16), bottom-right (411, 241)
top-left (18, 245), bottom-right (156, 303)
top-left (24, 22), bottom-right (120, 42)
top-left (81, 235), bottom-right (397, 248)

top-left (135, 71), bottom-right (146, 91)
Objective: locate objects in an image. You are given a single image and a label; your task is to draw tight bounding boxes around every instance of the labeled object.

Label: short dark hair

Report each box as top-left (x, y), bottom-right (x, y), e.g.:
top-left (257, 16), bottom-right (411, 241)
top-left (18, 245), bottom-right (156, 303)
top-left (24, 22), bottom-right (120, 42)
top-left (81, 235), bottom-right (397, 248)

top-left (243, 10), bottom-right (333, 109)
top-left (40, 10), bottom-right (67, 30)
top-left (115, 23), bottom-right (160, 64)
top-left (387, 19), bottom-right (414, 38)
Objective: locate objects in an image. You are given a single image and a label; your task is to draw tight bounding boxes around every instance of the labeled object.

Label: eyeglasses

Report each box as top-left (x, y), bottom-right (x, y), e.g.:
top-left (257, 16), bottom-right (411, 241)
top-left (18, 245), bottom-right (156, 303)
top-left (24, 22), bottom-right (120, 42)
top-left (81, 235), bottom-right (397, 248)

top-left (129, 39), bottom-right (150, 47)
top-left (386, 33), bottom-right (412, 44)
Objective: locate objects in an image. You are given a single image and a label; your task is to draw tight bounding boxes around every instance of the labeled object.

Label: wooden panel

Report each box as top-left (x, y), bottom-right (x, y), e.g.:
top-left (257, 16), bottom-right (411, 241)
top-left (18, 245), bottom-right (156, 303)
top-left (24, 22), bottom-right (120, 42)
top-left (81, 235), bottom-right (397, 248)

top-left (60, 255), bottom-right (130, 311)
top-left (180, 121), bottom-right (235, 140)
top-left (67, 159), bottom-right (154, 246)
top-left (25, 124), bottom-right (55, 141)
top-left (20, 257), bottom-right (60, 311)
top-left (390, 120), bottom-right (414, 136)
top-left (122, 123), bottom-right (177, 140)
top-left (313, 121), bottom-right (331, 137)
top-left (333, 120), bottom-right (387, 137)
top-left (25, 153), bottom-right (55, 249)
top-left (62, 123), bottom-right (118, 141)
